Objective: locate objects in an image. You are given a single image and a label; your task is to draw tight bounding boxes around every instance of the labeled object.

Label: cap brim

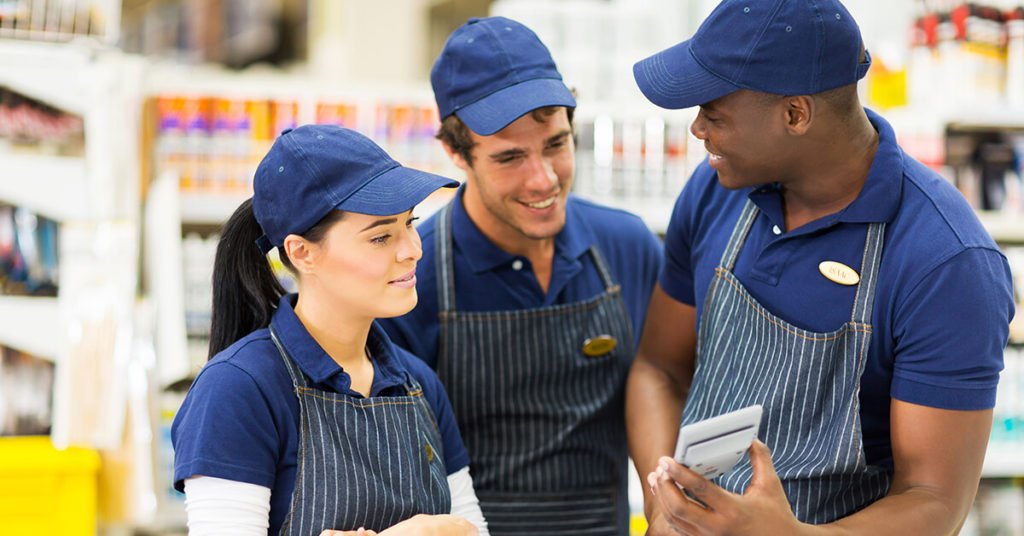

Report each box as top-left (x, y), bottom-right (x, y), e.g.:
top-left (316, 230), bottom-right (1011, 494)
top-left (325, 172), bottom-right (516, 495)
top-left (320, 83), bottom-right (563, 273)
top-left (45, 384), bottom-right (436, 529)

top-left (455, 78), bottom-right (576, 136)
top-left (633, 39), bottom-right (739, 110)
top-left (339, 166), bottom-right (459, 216)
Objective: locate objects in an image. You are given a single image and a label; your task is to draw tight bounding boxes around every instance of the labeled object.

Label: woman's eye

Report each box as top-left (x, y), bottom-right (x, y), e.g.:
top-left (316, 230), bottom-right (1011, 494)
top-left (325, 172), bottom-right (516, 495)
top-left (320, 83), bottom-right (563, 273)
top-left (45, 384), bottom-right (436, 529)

top-left (370, 234), bottom-right (391, 245)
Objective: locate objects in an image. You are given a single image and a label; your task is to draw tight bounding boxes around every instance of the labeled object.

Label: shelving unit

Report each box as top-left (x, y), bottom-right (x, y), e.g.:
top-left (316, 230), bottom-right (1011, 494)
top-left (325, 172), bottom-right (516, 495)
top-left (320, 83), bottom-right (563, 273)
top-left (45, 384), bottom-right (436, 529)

top-left (982, 443), bottom-right (1024, 478)
top-left (0, 153), bottom-right (90, 222)
top-left (0, 32), bottom-right (146, 485)
top-left (179, 192), bottom-right (250, 226)
top-left (979, 211), bottom-right (1024, 244)
top-left (0, 296), bottom-right (61, 362)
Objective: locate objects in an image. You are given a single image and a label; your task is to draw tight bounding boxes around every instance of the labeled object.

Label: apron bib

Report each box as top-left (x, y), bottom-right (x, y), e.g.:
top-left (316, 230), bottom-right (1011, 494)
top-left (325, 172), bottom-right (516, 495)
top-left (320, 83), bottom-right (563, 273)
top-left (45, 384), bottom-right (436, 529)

top-left (685, 200), bottom-right (891, 524)
top-left (270, 327), bottom-right (451, 534)
top-left (435, 204), bottom-right (634, 535)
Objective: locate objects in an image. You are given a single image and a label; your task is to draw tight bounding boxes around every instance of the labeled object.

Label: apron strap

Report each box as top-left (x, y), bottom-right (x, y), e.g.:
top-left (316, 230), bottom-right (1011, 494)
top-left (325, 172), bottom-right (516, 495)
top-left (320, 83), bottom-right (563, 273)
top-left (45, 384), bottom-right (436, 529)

top-left (269, 325), bottom-right (312, 389)
top-left (850, 222), bottom-right (886, 324)
top-left (435, 203), bottom-right (457, 314)
top-left (719, 200), bottom-right (759, 271)
top-left (587, 246), bottom-right (618, 291)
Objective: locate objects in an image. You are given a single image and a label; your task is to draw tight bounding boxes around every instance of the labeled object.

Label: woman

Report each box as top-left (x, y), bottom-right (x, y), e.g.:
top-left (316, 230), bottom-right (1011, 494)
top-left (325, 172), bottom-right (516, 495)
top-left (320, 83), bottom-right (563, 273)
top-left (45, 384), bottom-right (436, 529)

top-left (172, 125), bottom-right (487, 535)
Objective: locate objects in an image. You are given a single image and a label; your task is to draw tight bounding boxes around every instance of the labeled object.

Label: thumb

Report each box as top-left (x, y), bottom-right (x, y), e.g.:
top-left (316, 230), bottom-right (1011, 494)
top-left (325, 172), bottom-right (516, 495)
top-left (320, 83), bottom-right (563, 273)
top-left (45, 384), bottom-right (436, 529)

top-left (748, 439), bottom-right (782, 491)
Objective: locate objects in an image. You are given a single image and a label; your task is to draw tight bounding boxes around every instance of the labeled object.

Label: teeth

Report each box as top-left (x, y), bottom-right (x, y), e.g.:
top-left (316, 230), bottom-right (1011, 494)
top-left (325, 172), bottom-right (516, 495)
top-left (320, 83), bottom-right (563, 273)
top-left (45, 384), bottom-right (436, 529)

top-left (526, 197), bottom-right (556, 209)
top-left (709, 153), bottom-right (722, 161)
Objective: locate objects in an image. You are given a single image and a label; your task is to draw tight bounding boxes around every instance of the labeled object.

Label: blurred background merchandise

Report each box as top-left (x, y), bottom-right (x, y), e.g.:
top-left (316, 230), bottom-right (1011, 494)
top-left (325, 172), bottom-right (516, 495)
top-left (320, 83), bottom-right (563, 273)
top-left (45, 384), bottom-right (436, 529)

top-left (0, 0), bottom-right (1023, 534)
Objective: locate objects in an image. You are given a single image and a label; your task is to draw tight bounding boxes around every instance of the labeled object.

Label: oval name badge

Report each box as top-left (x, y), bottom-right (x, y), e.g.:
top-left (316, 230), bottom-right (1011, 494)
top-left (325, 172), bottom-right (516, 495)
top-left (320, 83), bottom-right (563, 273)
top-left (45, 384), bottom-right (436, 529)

top-left (818, 261), bottom-right (860, 286)
top-left (582, 335), bottom-right (618, 357)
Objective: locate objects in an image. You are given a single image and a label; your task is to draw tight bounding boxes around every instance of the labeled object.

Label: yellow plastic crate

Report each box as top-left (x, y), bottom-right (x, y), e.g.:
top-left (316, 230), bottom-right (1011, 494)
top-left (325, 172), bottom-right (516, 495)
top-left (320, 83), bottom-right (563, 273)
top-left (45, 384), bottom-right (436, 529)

top-left (0, 436), bottom-right (100, 536)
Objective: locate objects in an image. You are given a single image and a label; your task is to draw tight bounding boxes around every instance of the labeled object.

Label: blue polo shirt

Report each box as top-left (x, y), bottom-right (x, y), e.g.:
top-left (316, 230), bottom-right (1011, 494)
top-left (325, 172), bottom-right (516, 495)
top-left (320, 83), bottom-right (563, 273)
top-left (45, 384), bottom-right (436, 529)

top-left (663, 109), bottom-right (1013, 468)
top-left (379, 189), bottom-right (663, 367)
top-left (172, 294), bottom-right (470, 535)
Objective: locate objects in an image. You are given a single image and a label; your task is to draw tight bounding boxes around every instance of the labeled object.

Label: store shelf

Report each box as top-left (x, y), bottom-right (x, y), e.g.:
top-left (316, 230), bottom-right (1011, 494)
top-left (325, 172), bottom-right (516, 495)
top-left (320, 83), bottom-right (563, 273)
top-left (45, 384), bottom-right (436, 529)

top-left (945, 110), bottom-right (1024, 132)
top-left (0, 40), bottom-right (96, 115)
top-left (978, 211), bottom-right (1024, 244)
top-left (0, 153), bottom-right (90, 221)
top-left (179, 192), bottom-right (249, 226)
top-left (0, 296), bottom-right (60, 362)
top-left (982, 443), bottom-right (1024, 478)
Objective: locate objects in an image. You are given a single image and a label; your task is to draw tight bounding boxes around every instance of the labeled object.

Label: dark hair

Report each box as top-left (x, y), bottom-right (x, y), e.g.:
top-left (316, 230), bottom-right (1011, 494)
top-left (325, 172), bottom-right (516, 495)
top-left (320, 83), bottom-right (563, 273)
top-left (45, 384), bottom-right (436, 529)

top-left (208, 198), bottom-right (345, 359)
top-left (436, 105), bottom-right (576, 166)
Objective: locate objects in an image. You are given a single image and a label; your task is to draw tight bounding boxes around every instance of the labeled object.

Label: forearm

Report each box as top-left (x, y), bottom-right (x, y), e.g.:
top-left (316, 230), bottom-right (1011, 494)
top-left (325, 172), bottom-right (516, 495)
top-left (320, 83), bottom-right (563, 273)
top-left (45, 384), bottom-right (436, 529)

top-left (626, 357), bottom-right (687, 515)
top-left (810, 485), bottom-right (970, 536)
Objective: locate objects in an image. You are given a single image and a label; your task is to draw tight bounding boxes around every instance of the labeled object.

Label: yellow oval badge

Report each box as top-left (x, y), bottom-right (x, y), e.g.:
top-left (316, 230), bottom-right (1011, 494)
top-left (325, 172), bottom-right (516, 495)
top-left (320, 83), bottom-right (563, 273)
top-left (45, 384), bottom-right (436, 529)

top-left (818, 261), bottom-right (860, 286)
top-left (582, 335), bottom-right (618, 357)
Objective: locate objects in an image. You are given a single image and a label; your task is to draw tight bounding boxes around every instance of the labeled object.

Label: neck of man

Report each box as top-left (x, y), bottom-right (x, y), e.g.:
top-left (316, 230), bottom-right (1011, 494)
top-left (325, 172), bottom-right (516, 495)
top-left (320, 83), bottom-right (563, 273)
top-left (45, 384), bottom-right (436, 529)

top-left (293, 284), bottom-right (373, 373)
top-left (780, 109), bottom-right (878, 232)
top-left (462, 191), bottom-right (558, 293)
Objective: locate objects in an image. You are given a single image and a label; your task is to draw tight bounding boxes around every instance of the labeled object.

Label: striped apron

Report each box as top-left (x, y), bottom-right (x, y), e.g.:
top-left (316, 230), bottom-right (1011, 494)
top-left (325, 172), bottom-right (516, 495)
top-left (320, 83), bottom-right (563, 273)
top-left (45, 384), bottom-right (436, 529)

top-left (683, 200), bottom-right (891, 524)
top-left (434, 204), bottom-right (634, 535)
top-left (270, 327), bottom-right (452, 535)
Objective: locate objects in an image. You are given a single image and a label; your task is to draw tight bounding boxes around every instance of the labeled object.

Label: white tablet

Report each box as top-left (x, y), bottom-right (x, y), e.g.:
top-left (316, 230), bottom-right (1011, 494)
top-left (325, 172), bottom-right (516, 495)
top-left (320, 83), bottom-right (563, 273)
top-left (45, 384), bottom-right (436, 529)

top-left (673, 405), bottom-right (763, 481)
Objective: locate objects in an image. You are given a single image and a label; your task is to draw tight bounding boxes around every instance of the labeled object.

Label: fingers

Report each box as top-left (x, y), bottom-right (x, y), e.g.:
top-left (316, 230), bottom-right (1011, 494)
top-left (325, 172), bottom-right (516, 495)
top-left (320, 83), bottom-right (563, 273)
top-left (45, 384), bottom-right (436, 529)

top-left (656, 456), bottom-right (730, 511)
top-left (319, 528), bottom-right (376, 536)
top-left (748, 439), bottom-right (783, 491)
top-left (646, 482), bottom-right (703, 535)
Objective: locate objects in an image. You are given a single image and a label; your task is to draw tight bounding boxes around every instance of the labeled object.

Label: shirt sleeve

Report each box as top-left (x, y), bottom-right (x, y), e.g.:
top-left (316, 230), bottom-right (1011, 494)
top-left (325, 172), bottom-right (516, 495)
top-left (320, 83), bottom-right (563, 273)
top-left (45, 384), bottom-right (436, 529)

top-left (447, 466), bottom-right (489, 534)
top-left (659, 173), bottom-right (701, 306)
top-left (890, 246), bottom-right (1014, 410)
top-left (183, 476), bottom-right (271, 535)
top-left (399, 350), bottom-right (471, 474)
top-left (172, 362), bottom-right (280, 491)
top-left (630, 223), bottom-right (665, 348)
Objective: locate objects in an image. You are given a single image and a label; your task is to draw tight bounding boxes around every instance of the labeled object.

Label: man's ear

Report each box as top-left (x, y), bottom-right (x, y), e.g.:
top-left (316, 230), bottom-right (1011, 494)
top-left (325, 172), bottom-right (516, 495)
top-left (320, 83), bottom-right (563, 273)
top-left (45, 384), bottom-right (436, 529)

top-left (441, 141), bottom-right (473, 172)
top-left (283, 234), bottom-right (317, 275)
top-left (783, 95), bottom-right (814, 136)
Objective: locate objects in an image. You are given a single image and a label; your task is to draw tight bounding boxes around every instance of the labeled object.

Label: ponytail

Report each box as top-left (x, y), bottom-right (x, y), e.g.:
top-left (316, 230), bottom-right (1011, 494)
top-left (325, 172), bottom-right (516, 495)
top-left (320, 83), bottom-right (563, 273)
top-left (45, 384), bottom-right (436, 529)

top-left (208, 198), bottom-right (285, 359)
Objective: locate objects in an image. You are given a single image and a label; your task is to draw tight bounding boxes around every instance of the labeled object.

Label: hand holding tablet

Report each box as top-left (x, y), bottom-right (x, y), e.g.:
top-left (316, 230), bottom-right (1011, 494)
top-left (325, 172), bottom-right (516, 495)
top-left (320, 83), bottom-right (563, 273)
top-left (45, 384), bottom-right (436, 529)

top-left (673, 405), bottom-right (763, 480)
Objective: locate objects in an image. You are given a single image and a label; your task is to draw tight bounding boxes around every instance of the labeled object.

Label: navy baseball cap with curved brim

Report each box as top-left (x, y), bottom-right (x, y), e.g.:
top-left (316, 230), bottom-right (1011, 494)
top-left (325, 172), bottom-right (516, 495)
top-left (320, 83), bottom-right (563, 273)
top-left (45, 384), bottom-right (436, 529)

top-left (432, 16), bottom-right (576, 136)
top-left (253, 125), bottom-right (458, 254)
top-left (634, 0), bottom-right (871, 110)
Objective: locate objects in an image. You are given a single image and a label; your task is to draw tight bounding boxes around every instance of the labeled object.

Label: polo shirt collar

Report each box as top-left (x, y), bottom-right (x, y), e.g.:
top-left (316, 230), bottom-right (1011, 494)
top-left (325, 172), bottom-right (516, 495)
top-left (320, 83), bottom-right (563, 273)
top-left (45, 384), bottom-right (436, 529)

top-left (838, 108), bottom-right (904, 224)
top-left (270, 294), bottom-right (408, 395)
top-left (748, 108), bottom-right (903, 229)
top-left (451, 186), bottom-right (590, 274)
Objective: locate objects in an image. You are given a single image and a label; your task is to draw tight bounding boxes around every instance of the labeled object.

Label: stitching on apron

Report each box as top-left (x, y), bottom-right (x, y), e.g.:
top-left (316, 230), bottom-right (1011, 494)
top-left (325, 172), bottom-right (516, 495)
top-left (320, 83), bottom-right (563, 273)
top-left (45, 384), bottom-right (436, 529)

top-left (295, 387), bottom-right (422, 407)
top-left (714, 268), bottom-right (872, 340)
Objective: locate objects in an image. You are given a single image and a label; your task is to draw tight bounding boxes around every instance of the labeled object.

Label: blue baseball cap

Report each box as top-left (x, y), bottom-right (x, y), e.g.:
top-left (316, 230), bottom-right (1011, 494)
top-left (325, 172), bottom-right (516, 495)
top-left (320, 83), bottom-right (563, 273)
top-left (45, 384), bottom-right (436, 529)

top-left (431, 16), bottom-right (576, 136)
top-left (252, 125), bottom-right (458, 254)
top-left (633, 0), bottom-right (871, 110)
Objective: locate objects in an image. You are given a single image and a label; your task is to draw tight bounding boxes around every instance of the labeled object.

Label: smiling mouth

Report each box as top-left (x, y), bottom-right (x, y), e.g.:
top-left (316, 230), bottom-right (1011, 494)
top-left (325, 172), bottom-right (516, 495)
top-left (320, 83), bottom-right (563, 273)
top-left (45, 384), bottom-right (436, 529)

top-left (523, 196), bottom-right (556, 209)
top-left (389, 271), bottom-right (415, 283)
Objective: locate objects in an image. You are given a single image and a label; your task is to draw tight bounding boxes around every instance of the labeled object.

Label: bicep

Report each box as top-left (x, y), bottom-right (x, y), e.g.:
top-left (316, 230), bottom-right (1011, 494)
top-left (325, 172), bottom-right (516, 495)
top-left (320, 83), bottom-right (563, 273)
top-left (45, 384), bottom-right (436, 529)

top-left (889, 399), bottom-right (992, 511)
